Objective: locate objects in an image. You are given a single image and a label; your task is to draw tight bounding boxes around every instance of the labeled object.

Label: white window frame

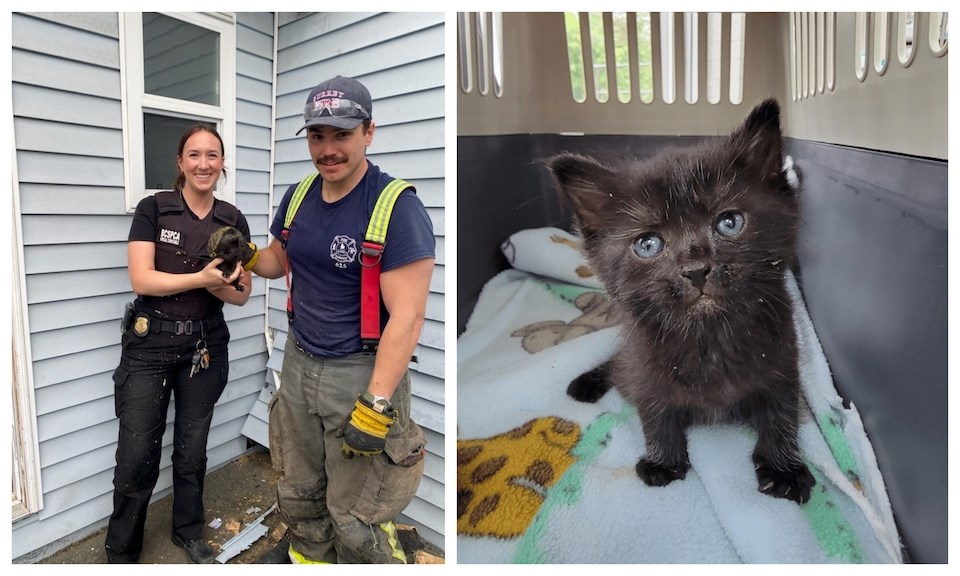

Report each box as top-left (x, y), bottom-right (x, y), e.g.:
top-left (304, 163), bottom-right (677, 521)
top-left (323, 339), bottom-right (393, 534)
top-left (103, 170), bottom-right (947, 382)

top-left (119, 12), bottom-right (237, 213)
top-left (12, 132), bottom-right (43, 521)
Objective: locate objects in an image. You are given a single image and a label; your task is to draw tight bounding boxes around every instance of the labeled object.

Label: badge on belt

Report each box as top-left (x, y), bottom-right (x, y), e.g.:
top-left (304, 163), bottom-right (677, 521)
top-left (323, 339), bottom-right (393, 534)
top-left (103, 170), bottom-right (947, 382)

top-left (133, 315), bottom-right (150, 337)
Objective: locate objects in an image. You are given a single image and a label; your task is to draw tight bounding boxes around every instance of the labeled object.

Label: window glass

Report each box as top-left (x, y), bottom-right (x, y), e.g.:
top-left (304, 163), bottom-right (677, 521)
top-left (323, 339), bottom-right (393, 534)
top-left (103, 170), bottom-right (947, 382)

top-left (142, 13), bottom-right (219, 106)
top-left (143, 114), bottom-right (217, 191)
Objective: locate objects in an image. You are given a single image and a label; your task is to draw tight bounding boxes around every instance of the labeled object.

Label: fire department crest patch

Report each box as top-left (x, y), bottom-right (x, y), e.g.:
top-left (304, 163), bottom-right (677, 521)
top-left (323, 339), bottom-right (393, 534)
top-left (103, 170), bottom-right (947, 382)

top-left (330, 235), bottom-right (358, 264)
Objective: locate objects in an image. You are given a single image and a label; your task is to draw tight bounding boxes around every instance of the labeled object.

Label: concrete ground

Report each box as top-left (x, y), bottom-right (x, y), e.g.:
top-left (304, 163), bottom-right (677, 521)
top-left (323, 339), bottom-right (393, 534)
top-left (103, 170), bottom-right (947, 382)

top-left (34, 447), bottom-right (443, 564)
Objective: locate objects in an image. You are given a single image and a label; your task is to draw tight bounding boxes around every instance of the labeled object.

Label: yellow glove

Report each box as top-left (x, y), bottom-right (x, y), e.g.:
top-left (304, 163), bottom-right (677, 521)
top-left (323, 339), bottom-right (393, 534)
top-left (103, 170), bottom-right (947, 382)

top-left (242, 242), bottom-right (260, 271)
top-left (337, 393), bottom-right (396, 458)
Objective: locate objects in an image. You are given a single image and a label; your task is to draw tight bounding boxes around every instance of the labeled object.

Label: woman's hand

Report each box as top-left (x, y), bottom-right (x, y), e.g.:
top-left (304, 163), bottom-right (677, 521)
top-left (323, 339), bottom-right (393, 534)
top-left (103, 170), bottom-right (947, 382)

top-left (199, 258), bottom-right (241, 288)
top-left (206, 260), bottom-right (252, 305)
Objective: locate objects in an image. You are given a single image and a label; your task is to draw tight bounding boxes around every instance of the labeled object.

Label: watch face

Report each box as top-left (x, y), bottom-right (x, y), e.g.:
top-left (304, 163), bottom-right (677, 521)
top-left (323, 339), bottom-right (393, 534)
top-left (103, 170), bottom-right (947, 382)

top-left (363, 392), bottom-right (391, 412)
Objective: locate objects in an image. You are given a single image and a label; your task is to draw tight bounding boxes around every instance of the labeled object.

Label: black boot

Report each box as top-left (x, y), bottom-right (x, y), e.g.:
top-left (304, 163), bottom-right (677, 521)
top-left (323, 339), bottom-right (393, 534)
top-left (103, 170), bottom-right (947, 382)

top-left (255, 537), bottom-right (292, 564)
top-left (171, 534), bottom-right (217, 564)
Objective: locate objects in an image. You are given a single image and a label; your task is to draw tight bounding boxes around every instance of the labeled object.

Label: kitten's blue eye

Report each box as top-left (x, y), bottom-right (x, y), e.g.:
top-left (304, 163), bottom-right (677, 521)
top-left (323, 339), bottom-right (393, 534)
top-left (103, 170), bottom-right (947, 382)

top-left (633, 234), bottom-right (664, 258)
top-left (715, 211), bottom-right (745, 237)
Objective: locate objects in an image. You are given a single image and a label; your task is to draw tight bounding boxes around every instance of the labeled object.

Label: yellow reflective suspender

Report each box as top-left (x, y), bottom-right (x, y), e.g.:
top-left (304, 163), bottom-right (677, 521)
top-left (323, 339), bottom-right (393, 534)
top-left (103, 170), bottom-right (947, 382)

top-left (364, 179), bottom-right (410, 245)
top-left (282, 173), bottom-right (320, 236)
top-left (359, 178), bottom-right (412, 352)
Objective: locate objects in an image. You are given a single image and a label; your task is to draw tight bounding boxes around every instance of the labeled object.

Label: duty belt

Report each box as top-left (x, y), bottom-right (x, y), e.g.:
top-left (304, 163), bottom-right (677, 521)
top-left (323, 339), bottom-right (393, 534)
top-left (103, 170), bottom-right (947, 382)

top-left (148, 315), bottom-right (223, 336)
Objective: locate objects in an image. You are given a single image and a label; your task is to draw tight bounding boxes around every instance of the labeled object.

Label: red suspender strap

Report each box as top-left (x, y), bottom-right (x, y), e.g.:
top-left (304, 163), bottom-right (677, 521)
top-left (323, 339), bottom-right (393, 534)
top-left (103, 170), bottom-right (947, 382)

top-left (359, 178), bottom-right (413, 354)
top-left (359, 242), bottom-right (384, 353)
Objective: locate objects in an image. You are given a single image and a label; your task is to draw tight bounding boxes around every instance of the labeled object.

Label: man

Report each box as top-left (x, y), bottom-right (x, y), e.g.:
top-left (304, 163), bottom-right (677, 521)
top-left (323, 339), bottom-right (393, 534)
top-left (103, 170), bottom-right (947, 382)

top-left (250, 75), bottom-right (435, 563)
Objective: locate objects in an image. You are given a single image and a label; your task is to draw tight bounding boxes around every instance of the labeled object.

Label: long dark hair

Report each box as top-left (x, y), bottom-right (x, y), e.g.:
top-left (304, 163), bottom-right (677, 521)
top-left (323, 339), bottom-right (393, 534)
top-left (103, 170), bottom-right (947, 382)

top-left (173, 123), bottom-right (227, 191)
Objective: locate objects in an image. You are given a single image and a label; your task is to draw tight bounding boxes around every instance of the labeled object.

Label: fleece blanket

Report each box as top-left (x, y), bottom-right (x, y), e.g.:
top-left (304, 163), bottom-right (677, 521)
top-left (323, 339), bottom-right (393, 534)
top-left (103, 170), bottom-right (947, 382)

top-left (457, 227), bottom-right (902, 564)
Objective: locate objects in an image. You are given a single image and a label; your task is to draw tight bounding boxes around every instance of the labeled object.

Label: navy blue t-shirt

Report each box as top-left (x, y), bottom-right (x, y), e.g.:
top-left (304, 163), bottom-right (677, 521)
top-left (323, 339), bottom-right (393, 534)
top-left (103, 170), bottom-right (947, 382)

top-left (270, 161), bottom-right (435, 357)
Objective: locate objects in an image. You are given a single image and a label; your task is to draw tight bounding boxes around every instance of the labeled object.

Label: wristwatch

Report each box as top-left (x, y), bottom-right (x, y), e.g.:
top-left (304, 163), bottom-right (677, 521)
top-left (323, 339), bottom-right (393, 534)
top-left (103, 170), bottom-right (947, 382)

top-left (360, 391), bottom-right (393, 414)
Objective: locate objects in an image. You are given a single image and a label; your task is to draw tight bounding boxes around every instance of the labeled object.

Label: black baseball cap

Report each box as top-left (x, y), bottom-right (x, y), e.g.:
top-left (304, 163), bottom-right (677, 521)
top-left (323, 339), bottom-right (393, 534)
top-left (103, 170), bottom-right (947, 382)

top-left (296, 75), bottom-right (372, 134)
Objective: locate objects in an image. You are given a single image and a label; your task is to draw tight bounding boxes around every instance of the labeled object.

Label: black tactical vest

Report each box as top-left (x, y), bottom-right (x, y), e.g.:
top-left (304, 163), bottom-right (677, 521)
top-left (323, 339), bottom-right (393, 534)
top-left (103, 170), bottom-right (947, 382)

top-left (140, 191), bottom-right (240, 319)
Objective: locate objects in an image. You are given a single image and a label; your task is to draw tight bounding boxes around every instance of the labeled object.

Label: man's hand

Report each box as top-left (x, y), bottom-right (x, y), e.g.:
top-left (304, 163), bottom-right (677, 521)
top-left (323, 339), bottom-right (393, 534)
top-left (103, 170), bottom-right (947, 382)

top-left (337, 394), bottom-right (396, 458)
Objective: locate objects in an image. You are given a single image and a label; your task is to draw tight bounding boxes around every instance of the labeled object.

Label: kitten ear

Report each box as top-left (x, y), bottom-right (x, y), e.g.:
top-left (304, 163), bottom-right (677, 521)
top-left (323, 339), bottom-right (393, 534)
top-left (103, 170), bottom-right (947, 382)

top-left (732, 98), bottom-right (787, 189)
top-left (547, 153), bottom-right (616, 234)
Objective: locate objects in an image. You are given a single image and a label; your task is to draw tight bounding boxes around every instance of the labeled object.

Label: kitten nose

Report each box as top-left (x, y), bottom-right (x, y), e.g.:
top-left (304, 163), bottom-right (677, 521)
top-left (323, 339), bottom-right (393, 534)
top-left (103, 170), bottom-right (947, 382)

top-left (682, 266), bottom-right (711, 292)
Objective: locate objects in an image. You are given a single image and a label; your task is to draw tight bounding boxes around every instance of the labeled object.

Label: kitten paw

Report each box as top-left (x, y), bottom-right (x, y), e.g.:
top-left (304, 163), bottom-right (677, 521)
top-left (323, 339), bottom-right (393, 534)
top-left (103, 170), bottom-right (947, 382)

top-left (782, 154), bottom-right (801, 190)
top-left (636, 458), bottom-right (690, 486)
top-left (566, 367), bottom-right (610, 403)
top-left (754, 457), bottom-right (816, 504)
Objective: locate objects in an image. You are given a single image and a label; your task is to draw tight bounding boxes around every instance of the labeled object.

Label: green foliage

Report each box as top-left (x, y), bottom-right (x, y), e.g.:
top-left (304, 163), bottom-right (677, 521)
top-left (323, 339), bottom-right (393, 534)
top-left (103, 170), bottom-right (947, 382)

top-left (564, 12), bottom-right (655, 104)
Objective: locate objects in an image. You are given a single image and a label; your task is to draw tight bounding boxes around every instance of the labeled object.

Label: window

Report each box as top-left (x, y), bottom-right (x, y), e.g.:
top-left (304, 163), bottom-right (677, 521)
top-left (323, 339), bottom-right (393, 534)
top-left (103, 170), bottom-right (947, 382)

top-left (12, 153), bottom-right (42, 520)
top-left (120, 12), bottom-right (236, 212)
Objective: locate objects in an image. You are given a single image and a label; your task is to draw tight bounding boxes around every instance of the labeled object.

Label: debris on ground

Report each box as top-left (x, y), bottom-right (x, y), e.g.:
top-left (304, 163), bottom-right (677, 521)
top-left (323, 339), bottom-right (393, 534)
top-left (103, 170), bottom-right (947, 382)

top-left (32, 449), bottom-right (444, 564)
top-left (397, 524), bottom-right (445, 564)
top-left (215, 504), bottom-right (277, 564)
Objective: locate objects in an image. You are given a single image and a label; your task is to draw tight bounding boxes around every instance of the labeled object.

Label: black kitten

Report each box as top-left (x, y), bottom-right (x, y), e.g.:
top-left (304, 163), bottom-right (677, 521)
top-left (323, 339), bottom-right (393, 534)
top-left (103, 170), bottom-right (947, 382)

top-left (547, 99), bottom-right (815, 504)
top-left (207, 226), bottom-right (252, 292)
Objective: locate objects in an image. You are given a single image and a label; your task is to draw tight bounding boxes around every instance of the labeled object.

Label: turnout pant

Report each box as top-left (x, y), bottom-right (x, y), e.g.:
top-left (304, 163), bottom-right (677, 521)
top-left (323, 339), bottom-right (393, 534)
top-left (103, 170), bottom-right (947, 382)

top-left (104, 319), bottom-right (229, 563)
top-left (268, 337), bottom-right (426, 563)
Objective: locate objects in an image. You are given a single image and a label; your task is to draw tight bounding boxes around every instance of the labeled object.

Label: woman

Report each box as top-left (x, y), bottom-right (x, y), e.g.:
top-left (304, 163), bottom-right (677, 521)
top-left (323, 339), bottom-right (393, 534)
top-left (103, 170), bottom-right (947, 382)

top-left (105, 124), bottom-right (252, 564)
